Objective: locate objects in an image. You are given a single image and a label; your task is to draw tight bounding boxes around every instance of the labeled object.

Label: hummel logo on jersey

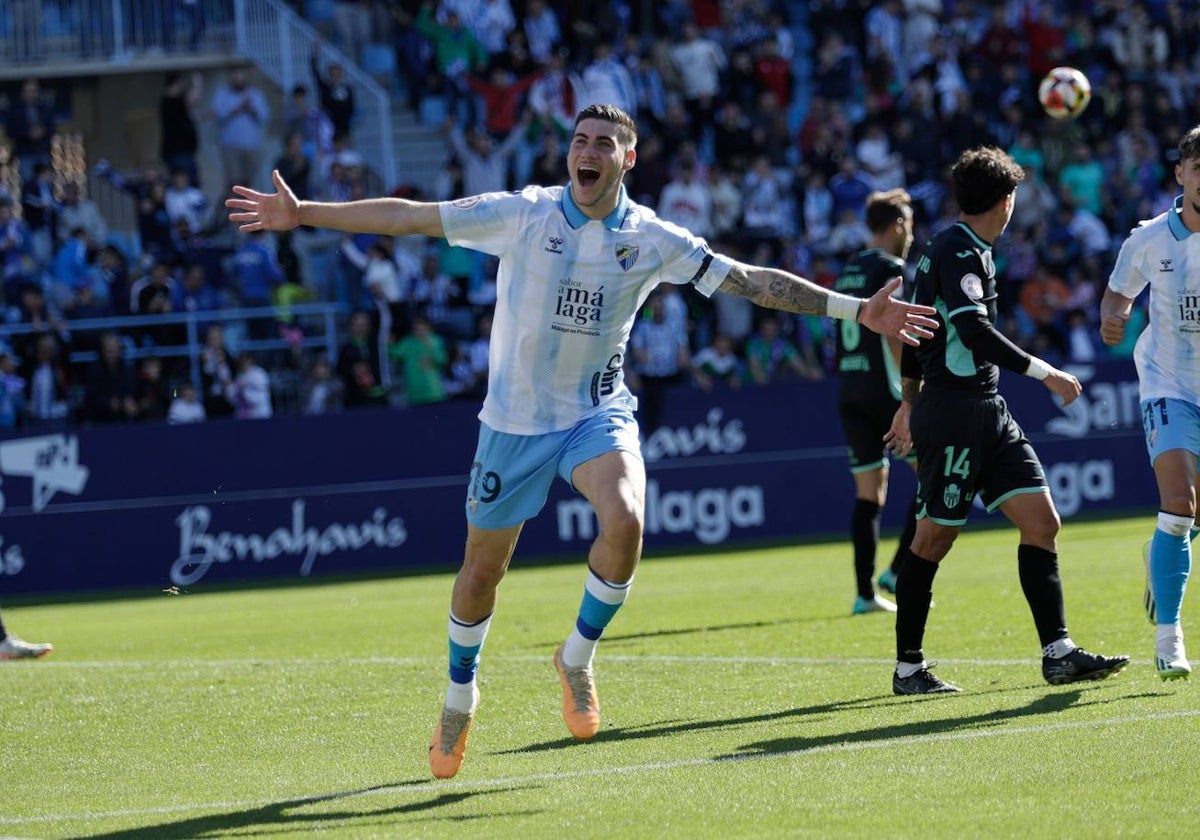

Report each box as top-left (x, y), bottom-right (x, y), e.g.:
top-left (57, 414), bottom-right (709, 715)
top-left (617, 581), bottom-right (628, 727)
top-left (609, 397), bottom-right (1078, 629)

top-left (1160, 258), bottom-right (1174, 272)
top-left (545, 236), bottom-right (564, 254)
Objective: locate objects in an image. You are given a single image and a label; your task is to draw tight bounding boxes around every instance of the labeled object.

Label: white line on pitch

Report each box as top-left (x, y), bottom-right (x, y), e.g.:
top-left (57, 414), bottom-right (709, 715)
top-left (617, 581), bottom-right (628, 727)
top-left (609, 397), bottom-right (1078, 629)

top-left (23, 653), bottom-right (1150, 669)
top-left (3, 709), bottom-right (1196, 827)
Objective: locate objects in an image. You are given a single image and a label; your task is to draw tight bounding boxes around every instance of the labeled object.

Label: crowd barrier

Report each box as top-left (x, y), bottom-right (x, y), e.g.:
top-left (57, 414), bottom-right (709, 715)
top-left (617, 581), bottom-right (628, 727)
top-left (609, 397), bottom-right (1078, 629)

top-left (0, 359), bottom-right (1155, 596)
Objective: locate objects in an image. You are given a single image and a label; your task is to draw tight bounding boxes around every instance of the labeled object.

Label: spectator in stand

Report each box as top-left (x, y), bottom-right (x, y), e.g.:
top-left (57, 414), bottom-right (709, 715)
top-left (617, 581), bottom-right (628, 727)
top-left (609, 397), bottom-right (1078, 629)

top-left (754, 37), bottom-right (792, 108)
top-left (164, 169), bottom-right (209, 236)
top-left (669, 21), bottom-right (725, 144)
top-left (0, 198), bottom-right (34, 301)
top-left (797, 170), bottom-right (834, 247)
top-left (230, 230), bottom-right (285, 338)
top-left (178, 264), bottom-right (223, 328)
top-left (856, 121), bottom-right (905, 192)
top-left (1010, 164), bottom-right (1059, 235)
top-left (630, 291), bottom-right (689, 435)
top-left (657, 160), bottom-right (712, 239)
top-left (466, 65), bottom-right (539, 141)
top-left (200, 323), bottom-right (236, 418)
top-left (827, 208), bottom-right (873, 259)
top-left (212, 66), bottom-right (270, 191)
top-left (167, 380), bottom-right (207, 424)
top-left (21, 162), bottom-right (56, 268)
top-left (691, 333), bottom-right (742, 393)
top-left (389, 315), bottom-right (448, 407)
top-left (744, 315), bottom-right (820, 385)
top-left (741, 155), bottom-right (790, 245)
top-left (708, 165), bottom-right (743, 241)
top-left (55, 182), bottom-right (107, 252)
top-left (275, 132), bottom-right (315, 203)
top-left (229, 352), bottom-right (274, 419)
top-left (1057, 143), bottom-right (1106, 217)
top-left (829, 157), bottom-right (874, 222)
top-left (580, 42), bottom-right (637, 117)
top-left (812, 31), bottom-right (857, 105)
top-left (529, 129), bottom-right (567, 186)
top-left (301, 355), bottom-right (342, 415)
top-left (523, 0), bottom-right (562, 64)
top-left (471, 0), bottom-right (517, 57)
top-left (0, 351), bottom-right (27, 429)
top-left (337, 310), bottom-right (388, 408)
top-left (48, 226), bottom-right (93, 311)
top-left (129, 261), bottom-right (178, 316)
top-left (445, 112), bottom-right (530, 196)
top-left (134, 356), bottom-right (171, 421)
top-left (412, 250), bottom-right (468, 338)
top-left (84, 332), bottom-right (137, 424)
top-left (160, 72), bottom-right (202, 186)
top-left (417, 3), bottom-right (489, 130)
top-left (527, 48), bottom-right (583, 138)
top-left (283, 85), bottom-right (335, 168)
top-left (1018, 265), bottom-right (1072, 348)
top-left (7, 79), bottom-right (56, 182)
top-left (626, 50), bottom-right (667, 137)
top-left (1111, 3), bottom-right (1168, 81)
top-left (333, 0), bottom-right (372, 62)
top-left (311, 47), bottom-right (356, 141)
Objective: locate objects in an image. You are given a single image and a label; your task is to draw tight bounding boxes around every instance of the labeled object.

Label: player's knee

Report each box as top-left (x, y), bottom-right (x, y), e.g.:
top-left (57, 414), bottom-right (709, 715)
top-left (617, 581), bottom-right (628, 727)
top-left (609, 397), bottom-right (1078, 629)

top-left (599, 507), bottom-right (644, 552)
top-left (1159, 486), bottom-right (1197, 519)
top-left (460, 561), bottom-right (507, 596)
top-left (1022, 509), bottom-right (1060, 546)
top-left (912, 526), bottom-right (957, 561)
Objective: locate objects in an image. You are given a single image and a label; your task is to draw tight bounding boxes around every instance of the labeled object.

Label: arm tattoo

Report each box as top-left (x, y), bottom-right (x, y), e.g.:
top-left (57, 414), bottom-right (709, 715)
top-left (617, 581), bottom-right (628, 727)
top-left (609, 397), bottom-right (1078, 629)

top-left (717, 264), bottom-right (829, 315)
top-left (900, 377), bottom-right (921, 404)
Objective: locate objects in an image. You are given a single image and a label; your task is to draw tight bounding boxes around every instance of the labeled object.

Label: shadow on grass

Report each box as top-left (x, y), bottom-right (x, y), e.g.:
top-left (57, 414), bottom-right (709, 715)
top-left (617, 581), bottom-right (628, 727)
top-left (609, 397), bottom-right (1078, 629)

top-left (503, 680), bottom-right (1138, 758)
top-left (722, 689), bottom-right (1089, 760)
top-left (81, 782), bottom-right (531, 839)
top-left (598, 617), bottom-right (825, 644)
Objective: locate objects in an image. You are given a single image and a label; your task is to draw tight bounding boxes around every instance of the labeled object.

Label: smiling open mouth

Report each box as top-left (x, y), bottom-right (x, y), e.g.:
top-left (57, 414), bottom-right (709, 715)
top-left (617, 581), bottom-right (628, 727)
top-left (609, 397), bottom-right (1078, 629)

top-left (577, 166), bottom-right (600, 187)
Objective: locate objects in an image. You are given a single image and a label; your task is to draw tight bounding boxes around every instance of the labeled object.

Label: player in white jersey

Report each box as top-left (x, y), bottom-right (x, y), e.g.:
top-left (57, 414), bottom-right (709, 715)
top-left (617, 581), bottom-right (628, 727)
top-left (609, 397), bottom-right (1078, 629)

top-left (227, 104), bottom-right (938, 778)
top-left (1101, 125), bottom-right (1200, 681)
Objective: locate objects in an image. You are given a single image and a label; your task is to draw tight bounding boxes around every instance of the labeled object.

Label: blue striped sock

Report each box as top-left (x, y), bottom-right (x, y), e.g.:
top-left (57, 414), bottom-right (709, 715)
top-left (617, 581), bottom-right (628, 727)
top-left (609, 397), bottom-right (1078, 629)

top-left (447, 611), bottom-right (491, 687)
top-left (561, 569), bottom-right (632, 668)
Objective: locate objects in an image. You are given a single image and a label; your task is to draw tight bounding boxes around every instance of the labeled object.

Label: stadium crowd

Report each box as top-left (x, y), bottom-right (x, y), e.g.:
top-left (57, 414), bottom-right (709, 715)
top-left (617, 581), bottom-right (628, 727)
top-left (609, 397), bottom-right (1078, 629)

top-left (0, 0), bottom-right (1195, 431)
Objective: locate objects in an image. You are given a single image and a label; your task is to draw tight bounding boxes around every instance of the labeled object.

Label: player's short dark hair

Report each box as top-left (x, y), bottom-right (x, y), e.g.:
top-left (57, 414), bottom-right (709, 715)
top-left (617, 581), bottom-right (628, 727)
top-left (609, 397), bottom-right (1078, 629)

top-left (1179, 125), bottom-right (1200, 163)
top-left (574, 104), bottom-right (638, 149)
top-left (951, 146), bottom-right (1025, 215)
top-left (865, 188), bottom-right (912, 234)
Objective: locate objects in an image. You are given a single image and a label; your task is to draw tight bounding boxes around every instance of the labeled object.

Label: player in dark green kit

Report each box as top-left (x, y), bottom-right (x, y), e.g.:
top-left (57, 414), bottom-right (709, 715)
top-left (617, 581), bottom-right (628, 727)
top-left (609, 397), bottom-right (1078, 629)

top-left (834, 189), bottom-right (921, 615)
top-left (884, 147), bottom-right (1129, 694)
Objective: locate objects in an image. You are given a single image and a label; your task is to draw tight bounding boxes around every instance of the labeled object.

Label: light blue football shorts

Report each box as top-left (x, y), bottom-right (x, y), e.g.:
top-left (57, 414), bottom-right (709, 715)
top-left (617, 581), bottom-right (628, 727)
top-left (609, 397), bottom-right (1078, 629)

top-left (1142, 397), bottom-right (1200, 466)
top-left (464, 405), bottom-right (643, 529)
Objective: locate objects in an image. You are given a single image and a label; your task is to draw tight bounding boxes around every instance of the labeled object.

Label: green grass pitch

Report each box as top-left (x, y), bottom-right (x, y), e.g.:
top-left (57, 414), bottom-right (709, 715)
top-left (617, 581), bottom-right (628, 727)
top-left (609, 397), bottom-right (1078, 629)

top-left (1, 514), bottom-right (1196, 839)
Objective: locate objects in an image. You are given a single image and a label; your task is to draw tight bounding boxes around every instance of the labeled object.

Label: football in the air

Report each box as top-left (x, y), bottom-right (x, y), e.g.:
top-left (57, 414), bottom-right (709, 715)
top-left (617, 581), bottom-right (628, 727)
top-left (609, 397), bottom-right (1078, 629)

top-left (1038, 66), bottom-right (1091, 120)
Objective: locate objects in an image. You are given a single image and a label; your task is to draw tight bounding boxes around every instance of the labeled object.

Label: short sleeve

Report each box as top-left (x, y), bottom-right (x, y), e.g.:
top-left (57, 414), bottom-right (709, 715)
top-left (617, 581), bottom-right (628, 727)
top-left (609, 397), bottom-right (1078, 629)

top-left (1107, 232), bottom-right (1149, 299)
top-left (936, 248), bottom-right (989, 320)
top-left (654, 220), bottom-right (735, 298)
top-left (438, 188), bottom-right (539, 257)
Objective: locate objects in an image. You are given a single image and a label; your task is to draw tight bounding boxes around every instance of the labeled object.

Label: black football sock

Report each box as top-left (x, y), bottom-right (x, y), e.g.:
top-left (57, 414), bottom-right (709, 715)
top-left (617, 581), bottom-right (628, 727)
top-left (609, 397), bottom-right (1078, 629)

top-left (1018, 544), bottom-right (1069, 648)
top-left (852, 499), bottom-right (882, 599)
top-left (0, 609), bottom-right (7, 641)
top-left (889, 498), bottom-right (920, 575)
top-left (895, 547), bottom-right (939, 664)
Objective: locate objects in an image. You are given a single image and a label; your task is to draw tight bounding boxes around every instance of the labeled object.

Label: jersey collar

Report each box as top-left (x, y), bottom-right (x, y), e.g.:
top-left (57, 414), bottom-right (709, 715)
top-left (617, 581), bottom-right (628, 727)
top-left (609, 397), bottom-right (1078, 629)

top-left (561, 183), bottom-right (630, 231)
top-left (1168, 195), bottom-right (1195, 241)
top-left (955, 221), bottom-right (992, 250)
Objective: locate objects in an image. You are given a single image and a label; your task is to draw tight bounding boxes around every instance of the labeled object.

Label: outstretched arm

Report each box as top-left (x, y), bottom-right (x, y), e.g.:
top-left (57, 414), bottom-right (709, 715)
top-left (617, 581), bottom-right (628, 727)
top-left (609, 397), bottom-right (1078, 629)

top-left (226, 170), bottom-right (446, 238)
top-left (718, 262), bottom-right (937, 346)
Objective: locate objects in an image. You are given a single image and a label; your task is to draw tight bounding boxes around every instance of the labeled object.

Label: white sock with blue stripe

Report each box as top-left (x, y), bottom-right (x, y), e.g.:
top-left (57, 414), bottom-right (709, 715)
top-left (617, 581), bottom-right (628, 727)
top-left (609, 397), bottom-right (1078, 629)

top-left (561, 569), bottom-right (633, 669)
top-left (445, 611), bottom-right (491, 713)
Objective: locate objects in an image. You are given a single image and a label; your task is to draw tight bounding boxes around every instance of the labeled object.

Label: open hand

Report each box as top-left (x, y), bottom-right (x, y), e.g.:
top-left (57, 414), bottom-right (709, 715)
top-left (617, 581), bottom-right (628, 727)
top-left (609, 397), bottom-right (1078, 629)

top-left (225, 170), bottom-right (300, 232)
top-left (859, 277), bottom-right (938, 347)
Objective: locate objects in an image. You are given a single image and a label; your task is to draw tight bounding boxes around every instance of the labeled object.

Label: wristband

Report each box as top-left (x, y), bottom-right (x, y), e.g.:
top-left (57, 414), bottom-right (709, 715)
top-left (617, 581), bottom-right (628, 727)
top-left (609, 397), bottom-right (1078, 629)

top-left (1024, 356), bottom-right (1052, 380)
top-left (827, 293), bottom-right (862, 322)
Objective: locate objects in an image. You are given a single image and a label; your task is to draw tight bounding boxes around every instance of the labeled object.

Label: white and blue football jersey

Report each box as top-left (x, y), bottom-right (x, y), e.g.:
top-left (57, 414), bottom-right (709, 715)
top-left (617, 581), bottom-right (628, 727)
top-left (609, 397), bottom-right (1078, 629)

top-left (439, 184), bottom-right (733, 434)
top-left (1108, 196), bottom-right (1200, 406)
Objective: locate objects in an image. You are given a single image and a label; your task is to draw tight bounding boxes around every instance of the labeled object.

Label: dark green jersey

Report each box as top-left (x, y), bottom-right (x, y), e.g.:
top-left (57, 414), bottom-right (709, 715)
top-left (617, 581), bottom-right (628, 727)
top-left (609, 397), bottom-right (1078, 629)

top-left (834, 248), bottom-right (905, 403)
top-left (909, 222), bottom-right (1005, 394)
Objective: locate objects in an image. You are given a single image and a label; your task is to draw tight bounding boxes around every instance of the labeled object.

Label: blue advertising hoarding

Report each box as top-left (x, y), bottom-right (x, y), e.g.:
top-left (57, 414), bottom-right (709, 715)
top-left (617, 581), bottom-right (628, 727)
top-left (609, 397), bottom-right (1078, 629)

top-left (0, 360), bottom-right (1155, 596)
